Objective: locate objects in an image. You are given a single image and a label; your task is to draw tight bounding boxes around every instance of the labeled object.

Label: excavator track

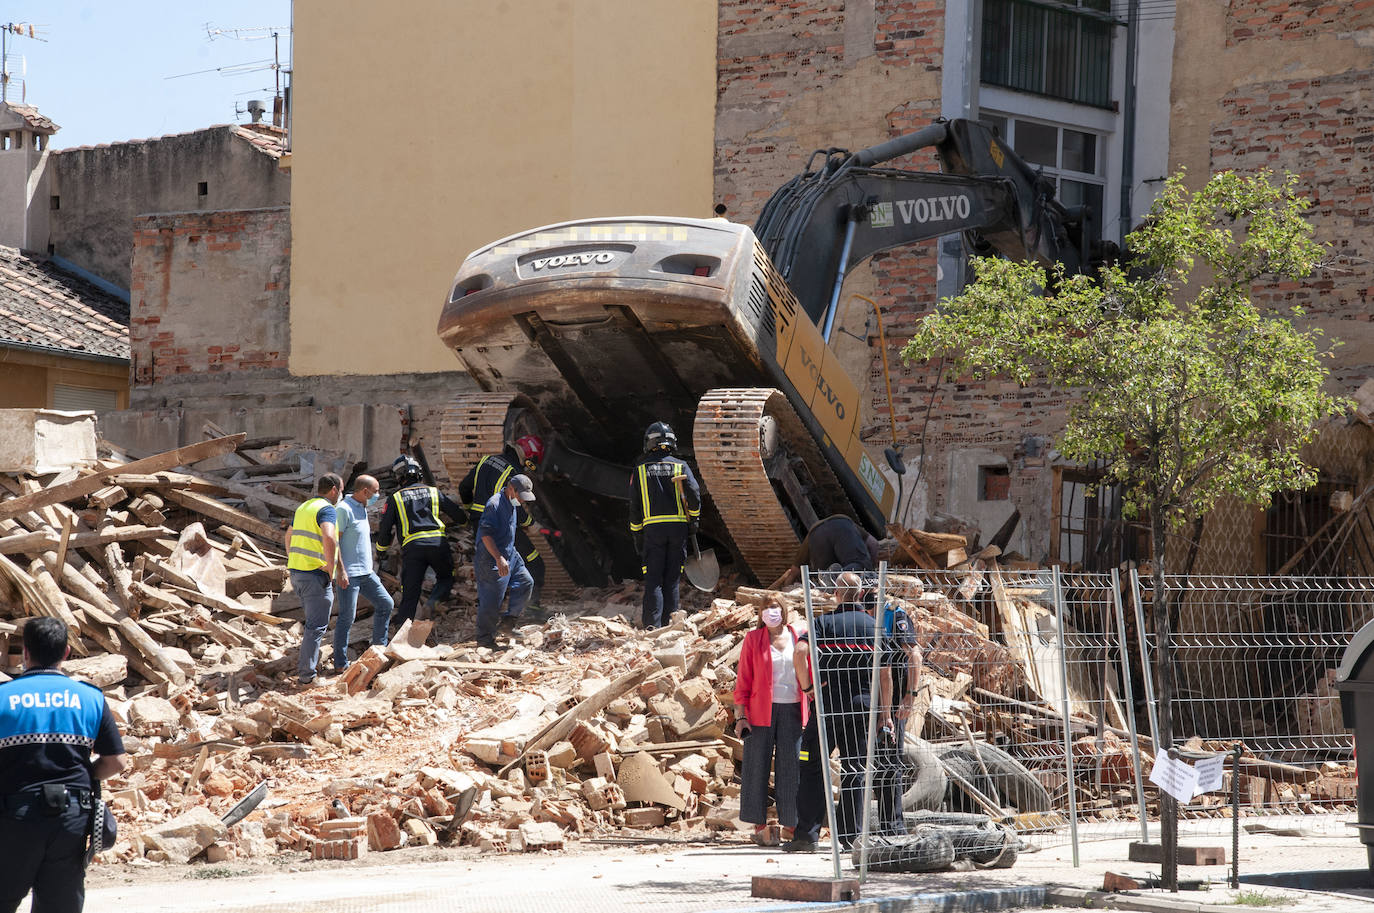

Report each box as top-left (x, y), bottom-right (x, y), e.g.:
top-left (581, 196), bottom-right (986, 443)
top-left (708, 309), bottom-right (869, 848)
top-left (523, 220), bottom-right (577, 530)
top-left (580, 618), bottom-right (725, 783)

top-left (694, 388), bottom-right (853, 585)
top-left (439, 392), bottom-right (578, 597)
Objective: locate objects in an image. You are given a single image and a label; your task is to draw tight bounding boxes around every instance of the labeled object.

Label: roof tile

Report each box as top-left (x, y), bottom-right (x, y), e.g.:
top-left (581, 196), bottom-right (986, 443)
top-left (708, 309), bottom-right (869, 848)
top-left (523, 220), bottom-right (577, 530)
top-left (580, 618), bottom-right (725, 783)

top-left (0, 247), bottom-right (129, 360)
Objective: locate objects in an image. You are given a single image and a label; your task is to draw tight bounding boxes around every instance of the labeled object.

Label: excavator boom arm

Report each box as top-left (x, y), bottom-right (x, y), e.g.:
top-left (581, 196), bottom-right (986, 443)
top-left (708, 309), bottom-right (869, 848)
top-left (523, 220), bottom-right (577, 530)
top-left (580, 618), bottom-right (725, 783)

top-left (755, 118), bottom-right (1093, 327)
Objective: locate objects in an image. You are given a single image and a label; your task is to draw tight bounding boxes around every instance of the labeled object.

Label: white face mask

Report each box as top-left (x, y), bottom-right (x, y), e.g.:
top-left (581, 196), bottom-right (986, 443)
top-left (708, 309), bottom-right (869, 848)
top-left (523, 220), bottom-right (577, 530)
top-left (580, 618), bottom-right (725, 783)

top-left (510, 496), bottom-right (520, 507)
top-left (761, 607), bottom-right (783, 627)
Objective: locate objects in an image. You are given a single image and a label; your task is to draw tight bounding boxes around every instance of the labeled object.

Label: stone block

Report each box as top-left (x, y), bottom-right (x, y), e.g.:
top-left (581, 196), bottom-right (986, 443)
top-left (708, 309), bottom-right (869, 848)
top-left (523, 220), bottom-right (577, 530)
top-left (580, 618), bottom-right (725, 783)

top-left (518, 820), bottom-right (565, 851)
top-left (366, 811), bottom-right (404, 851)
top-left (623, 807), bottom-right (665, 829)
top-left (403, 818), bottom-right (438, 846)
top-left (751, 875), bottom-right (860, 903)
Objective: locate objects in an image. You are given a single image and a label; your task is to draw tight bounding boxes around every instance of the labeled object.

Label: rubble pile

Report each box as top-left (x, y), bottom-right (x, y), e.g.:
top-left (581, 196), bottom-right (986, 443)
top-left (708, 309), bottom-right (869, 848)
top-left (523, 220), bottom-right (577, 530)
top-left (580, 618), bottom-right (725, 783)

top-left (0, 424), bottom-right (1357, 867)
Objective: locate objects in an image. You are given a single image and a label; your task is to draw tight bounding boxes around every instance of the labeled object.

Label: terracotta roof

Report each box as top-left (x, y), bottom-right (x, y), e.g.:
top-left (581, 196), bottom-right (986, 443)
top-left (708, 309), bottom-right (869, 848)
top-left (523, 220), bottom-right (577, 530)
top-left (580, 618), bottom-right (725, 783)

top-left (56, 123), bottom-right (285, 158)
top-left (230, 124), bottom-right (286, 159)
top-left (0, 103), bottom-right (58, 134)
top-left (0, 247), bottom-right (129, 360)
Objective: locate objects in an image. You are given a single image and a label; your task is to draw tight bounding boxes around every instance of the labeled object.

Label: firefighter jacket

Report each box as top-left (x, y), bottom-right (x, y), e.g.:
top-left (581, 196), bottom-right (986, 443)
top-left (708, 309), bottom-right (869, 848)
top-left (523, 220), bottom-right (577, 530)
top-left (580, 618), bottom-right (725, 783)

top-left (376, 484), bottom-right (465, 552)
top-left (457, 451), bottom-right (534, 532)
top-left (629, 454), bottom-right (701, 533)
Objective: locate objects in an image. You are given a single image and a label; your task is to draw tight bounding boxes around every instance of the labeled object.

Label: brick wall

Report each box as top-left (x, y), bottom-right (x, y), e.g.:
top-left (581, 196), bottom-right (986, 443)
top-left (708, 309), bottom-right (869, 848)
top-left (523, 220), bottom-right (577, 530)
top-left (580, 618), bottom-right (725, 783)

top-left (716, 0), bottom-right (1066, 546)
top-left (1212, 71), bottom-right (1374, 387)
top-left (1227, 0), bottom-right (1374, 45)
top-left (130, 207), bottom-right (290, 386)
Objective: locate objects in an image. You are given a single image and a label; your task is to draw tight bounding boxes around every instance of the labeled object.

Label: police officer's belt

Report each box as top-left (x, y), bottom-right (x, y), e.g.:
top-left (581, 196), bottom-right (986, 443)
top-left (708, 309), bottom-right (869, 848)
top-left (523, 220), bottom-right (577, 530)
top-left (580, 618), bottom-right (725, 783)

top-left (2, 784), bottom-right (93, 813)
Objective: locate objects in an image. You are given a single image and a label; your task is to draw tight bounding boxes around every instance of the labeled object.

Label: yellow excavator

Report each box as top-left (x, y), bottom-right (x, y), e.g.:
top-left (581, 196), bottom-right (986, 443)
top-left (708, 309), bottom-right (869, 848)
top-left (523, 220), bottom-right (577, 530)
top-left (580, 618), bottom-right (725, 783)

top-left (436, 118), bottom-right (1103, 589)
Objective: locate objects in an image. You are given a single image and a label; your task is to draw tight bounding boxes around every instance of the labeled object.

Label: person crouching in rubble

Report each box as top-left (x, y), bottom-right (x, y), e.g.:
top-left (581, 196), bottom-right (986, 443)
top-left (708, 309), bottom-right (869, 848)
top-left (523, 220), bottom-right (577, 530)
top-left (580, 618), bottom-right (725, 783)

top-left (732, 597), bottom-right (812, 847)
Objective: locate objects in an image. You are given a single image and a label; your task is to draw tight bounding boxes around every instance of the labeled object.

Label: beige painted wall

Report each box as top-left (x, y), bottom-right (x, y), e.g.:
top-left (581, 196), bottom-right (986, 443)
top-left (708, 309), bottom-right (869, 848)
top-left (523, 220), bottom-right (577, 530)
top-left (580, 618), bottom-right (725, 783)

top-left (0, 348), bottom-right (128, 410)
top-left (290, 0), bottom-right (718, 376)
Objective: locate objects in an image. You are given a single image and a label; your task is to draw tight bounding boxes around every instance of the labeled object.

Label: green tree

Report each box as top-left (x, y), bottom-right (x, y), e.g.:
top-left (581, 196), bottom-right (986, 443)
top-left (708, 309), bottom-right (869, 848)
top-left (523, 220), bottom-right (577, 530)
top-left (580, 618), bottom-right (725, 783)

top-left (902, 169), bottom-right (1345, 887)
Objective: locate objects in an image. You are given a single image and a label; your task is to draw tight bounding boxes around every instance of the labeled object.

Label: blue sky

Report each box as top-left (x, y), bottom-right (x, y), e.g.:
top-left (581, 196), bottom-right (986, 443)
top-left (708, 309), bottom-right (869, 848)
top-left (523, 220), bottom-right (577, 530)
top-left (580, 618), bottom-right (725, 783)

top-left (9, 1), bottom-right (291, 149)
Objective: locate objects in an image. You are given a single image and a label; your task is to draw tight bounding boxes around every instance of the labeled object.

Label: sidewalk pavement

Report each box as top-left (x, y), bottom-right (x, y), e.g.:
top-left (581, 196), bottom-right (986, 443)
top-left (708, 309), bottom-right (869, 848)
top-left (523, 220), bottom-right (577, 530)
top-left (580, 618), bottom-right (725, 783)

top-left (82, 825), bottom-right (1372, 913)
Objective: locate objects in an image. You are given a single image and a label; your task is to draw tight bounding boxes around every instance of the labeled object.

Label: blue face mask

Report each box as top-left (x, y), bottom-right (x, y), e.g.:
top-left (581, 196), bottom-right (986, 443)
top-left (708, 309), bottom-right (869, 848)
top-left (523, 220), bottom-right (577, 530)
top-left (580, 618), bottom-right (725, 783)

top-left (366, 493), bottom-right (380, 508)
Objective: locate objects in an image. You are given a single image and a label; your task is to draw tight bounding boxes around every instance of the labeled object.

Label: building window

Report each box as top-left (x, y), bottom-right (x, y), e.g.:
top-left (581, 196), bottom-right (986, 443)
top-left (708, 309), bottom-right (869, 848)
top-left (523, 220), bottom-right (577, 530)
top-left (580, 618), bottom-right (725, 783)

top-left (49, 195), bottom-right (59, 211)
top-left (1, 134), bottom-right (9, 151)
top-left (979, 465), bottom-right (1011, 501)
top-left (982, 0), bottom-right (1114, 109)
top-left (197, 181), bottom-right (209, 197)
top-left (34, 134), bottom-right (43, 151)
top-left (979, 113), bottom-right (1106, 237)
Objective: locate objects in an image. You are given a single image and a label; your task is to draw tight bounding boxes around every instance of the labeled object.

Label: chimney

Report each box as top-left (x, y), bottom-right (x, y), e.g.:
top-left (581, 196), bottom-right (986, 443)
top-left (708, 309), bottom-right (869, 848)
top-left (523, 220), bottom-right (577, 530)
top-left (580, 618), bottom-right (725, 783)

top-left (246, 99), bottom-right (267, 124)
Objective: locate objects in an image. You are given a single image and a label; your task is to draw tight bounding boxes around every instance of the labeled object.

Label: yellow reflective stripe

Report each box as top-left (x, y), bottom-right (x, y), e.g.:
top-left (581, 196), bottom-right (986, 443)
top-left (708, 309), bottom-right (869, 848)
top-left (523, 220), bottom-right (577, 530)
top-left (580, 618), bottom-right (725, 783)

top-left (395, 492), bottom-right (411, 540)
top-left (288, 497), bottom-right (332, 572)
top-left (495, 464), bottom-right (513, 492)
top-left (524, 546), bottom-right (539, 561)
top-left (402, 529), bottom-right (445, 545)
top-left (641, 515), bottom-right (689, 526)
top-left (638, 465), bottom-right (651, 523)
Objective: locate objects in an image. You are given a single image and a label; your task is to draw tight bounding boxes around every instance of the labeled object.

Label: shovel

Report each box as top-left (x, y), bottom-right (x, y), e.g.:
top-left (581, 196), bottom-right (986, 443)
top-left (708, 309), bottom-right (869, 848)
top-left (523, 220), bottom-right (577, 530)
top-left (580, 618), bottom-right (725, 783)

top-left (221, 781), bottom-right (269, 827)
top-left (684, 533), bottom-right (719, 591)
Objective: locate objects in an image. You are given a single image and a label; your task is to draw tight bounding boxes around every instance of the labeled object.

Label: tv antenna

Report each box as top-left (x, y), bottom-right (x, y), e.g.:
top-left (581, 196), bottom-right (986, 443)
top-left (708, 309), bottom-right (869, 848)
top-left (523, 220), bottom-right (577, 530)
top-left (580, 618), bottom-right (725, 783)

top-left (1, 22), bottom-right (47, 104)
top-left (203, 24), bottom-right (290, 104)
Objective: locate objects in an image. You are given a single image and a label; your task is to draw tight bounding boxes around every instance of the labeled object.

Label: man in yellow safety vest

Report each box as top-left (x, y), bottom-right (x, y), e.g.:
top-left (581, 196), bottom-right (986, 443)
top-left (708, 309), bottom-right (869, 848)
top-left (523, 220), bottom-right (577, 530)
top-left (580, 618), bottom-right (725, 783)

top-left (285, 473), bottom-right (347, 685)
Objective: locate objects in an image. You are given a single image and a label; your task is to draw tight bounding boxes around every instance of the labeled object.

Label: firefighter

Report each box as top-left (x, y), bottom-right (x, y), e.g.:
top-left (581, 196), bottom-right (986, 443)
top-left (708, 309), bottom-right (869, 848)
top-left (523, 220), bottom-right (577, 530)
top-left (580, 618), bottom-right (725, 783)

top-left (629, 421), bottom-right (701, 629)
top-left (375, 455), bottom-right (466, 630)
top-left (457, 435), bottom-right (548, 612)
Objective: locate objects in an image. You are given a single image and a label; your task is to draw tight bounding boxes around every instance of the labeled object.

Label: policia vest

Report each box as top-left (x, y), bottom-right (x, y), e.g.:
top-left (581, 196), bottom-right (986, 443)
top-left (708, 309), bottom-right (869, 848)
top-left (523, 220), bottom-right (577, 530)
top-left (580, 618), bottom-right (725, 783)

top-left (0, 670), bottom-right (107, 792)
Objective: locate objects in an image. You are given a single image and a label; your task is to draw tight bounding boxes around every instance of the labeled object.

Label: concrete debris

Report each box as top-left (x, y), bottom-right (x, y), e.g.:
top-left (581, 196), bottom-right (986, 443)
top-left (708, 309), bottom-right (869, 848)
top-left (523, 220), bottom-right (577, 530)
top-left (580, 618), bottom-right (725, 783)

top-left (0, 429), bottom-right (1354, 868)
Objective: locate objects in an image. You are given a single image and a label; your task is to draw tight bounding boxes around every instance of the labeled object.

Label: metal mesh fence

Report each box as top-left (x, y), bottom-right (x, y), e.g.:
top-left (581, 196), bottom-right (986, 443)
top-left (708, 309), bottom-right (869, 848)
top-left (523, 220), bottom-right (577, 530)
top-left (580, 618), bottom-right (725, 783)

top-left (796, 565), bottom-right (1364, 874)
top-left (800, 564), bottom-right (1144, 877)
top-left (1133, 573), bottom-right (1365, 833)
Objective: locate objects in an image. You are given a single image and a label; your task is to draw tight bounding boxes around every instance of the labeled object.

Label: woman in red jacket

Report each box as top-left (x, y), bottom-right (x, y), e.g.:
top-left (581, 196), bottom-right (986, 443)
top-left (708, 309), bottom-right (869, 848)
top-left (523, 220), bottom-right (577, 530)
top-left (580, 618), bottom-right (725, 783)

top-left (733, 597), bottom-right (813, 846)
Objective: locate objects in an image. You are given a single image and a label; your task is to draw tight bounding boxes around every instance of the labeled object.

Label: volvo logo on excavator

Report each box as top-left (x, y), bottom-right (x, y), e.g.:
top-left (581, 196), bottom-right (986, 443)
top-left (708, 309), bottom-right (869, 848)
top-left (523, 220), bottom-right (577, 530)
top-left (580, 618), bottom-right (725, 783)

top-left (894, 194), bottom-right (972, 225)
top-left (799, 346), bottom-right (846, 422)
top-left (530, 251), bottom-right (617, 271)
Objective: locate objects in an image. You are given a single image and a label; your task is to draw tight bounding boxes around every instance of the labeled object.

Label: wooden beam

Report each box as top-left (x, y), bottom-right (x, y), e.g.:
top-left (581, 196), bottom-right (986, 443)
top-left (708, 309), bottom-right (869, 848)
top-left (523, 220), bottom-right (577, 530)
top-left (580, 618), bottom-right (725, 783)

top-left (0, 434), bottom-right (246, 522)
top-left (161, 488), bottom-right (283, 543)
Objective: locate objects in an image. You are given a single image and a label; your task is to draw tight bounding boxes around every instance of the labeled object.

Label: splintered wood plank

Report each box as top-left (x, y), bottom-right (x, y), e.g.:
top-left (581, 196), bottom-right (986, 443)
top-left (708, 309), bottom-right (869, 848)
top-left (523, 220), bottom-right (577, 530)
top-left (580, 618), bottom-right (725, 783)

top-left (0, 434), bottom-right (246, 521)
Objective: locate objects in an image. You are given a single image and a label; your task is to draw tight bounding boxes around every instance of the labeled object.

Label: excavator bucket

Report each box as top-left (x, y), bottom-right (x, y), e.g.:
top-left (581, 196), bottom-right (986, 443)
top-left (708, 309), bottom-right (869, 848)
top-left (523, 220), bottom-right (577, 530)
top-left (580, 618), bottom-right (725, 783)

top-left (684, 534), bottom-right (719, 591)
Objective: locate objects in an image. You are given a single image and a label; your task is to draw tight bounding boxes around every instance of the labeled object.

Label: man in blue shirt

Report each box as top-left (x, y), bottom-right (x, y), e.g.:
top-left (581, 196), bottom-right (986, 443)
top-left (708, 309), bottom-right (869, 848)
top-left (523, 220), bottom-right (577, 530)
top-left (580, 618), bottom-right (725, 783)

top-left (474, 474), bottom-right (537, 650)
top-left (1, 617), bottom-right (127, 913)
top-left (332, 474), bottom-right (394, 672)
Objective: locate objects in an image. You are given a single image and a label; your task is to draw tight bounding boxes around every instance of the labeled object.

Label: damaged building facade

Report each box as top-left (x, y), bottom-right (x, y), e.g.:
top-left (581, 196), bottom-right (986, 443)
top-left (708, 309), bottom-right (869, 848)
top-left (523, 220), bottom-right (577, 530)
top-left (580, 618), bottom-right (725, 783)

top-left (100, 1), bottom-right (1374, 579)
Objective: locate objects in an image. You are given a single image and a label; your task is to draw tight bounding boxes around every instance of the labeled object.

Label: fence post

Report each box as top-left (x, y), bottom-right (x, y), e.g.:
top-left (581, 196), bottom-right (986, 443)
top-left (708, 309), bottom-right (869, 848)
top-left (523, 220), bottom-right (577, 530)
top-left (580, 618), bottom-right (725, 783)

top-left (1112, 568), bottom-right (1150, 845)
top-left (856, 561), bottom-right (888, 882)
top-left (802, 567), bottom-right (843, 881)
top-left (1130, 568), bottom-right (1161, 744)
top-left (1053, 567), bottom-right (1080, 866)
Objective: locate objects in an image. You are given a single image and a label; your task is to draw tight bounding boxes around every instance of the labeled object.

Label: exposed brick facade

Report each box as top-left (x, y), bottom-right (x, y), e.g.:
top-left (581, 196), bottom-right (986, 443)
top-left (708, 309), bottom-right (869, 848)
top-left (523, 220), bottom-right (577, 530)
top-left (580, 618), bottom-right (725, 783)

top-left (1226, 0), bottom-right (1374, 45)
top-left (129, 207), bottom-right (290, 386)
top-left (1212, 71), bottom-right (1374, 388)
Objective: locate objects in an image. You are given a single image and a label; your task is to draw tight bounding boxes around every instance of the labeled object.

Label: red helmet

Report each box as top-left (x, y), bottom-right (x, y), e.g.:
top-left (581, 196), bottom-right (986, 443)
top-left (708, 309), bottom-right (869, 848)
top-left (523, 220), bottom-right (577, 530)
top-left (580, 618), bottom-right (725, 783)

top-left (514, 435), bottom-right (545, 470)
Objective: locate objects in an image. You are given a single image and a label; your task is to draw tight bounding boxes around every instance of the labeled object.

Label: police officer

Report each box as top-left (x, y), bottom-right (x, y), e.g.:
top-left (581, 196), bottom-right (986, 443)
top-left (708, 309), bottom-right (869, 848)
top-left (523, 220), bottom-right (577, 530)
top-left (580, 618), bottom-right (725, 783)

top-left (376, 455), bottom-right (466, 630)
top-left (458, 435), bottom-right (548, 611)
top-left (629, 421), bottom-right (701, 629)
top-left (1, 617), bottom-right (127, 913)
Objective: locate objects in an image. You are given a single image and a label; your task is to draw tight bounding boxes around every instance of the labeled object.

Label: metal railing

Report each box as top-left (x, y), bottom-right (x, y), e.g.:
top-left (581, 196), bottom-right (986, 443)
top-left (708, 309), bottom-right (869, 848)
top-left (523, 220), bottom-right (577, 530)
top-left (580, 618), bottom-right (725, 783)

top-left (791, 564), bottom-right (1361, 876)
top-left (1133, 573), bottom-right (1365, 833)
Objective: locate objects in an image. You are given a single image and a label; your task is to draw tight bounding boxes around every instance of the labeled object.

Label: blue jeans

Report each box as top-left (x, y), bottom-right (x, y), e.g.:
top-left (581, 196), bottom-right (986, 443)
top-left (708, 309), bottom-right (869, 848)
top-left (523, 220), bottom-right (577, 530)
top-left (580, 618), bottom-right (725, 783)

top-left (334, 571), bottom-right (394, 668)
top-left (291, 569), bottom-right (333, 681)
top-left (473, 549), bottom-right (533, 640)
